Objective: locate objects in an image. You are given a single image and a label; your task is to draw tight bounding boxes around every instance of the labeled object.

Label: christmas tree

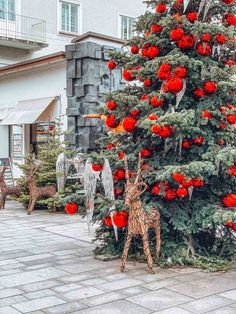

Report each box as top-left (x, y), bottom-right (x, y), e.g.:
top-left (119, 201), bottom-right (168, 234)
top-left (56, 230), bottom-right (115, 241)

top-left (93, 0), bottom-right (236, 268)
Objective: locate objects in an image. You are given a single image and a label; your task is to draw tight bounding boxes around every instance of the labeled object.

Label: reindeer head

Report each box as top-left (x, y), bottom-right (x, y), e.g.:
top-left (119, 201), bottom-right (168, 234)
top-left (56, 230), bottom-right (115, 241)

top-left (23, 160), bottom-right (42, 184)
top-left (123, 153), bottom-right (147, 202)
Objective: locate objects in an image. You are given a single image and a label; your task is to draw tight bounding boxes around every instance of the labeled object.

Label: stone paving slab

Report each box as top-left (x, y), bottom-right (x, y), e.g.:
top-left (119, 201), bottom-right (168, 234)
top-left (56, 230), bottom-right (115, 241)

top-left (1, 201), bottom-right (236, 314)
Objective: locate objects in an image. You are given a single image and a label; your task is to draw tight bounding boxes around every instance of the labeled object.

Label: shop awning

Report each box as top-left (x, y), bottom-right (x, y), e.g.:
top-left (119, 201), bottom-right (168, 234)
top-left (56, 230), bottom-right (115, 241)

top-left (1, 96), bottom-right (57, 125)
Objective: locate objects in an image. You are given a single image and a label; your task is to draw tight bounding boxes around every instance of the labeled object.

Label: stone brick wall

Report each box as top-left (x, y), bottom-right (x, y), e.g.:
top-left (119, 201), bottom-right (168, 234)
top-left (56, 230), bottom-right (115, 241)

top-left (65, 41), bottom-right (125, 152)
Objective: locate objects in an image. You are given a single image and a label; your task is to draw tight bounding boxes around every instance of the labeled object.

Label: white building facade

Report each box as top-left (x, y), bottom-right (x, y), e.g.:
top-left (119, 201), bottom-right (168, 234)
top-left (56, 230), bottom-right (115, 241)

top-left (0, 0), bottom-right (145, 178)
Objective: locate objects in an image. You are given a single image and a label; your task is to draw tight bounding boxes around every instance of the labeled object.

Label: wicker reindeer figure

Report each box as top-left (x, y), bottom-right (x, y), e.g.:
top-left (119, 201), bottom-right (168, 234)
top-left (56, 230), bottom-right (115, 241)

top-left (25, 161), bottom-right (57, 215)
top-left (0, 160), bottom-right (21, 209)
top-left (120, 153), bottom-right (161, 274)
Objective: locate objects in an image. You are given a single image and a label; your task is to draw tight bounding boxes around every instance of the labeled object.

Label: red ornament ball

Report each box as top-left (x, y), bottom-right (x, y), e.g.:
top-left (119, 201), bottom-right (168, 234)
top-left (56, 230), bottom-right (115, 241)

top-left (186, 11), bottom-right (198, 23)
top-left (227, 114), bottom-right (236, 124)
top-left (65, 202), bottom-right (78, 215)
top-left (197, 43), bottom-right (211, 56)
top-left (159, 125), bottom-right (172, 138)
top-left (166, 189), bottom-right (176, 200)
top-left (172, 172), bottom-right (186, 183)
top-left (103, 216), bottom-right (113, 227)
top-left (114, 169), bottom-right (126, 181)
top-left (170, 27), bottom-right (184, 41)
top-left (152, 183), bottom-right (160, 196)
top-left (144, 79), bottom-right (152, 87)
top-left (106, 115), bottom-right (119, 128)
top-left (123, 69), bottom-right (135, 81)
top-left (192, 177), bottom-right (204, 187)
top-left (151, 124), bottom-right (162, 134)
top-left (131, 46), bottom-right (139, 54)
top-left (113, 211), bottom-right (128, 228)
top-left (92, 164), bottom-right (103, 172)
top-left (201, 33), bottom-right (211, 42)
top-left (106, 100), bottom-right (117, 110)
top-left (222, 194), bottom-right (236, 207)
top-left (156, 3), bottom-right (167, 13)
top-left (194, 88), bottom-right (205, 98)
top-left (130, 109), bottom-right (140, 117)
top-left (166, 77), bottom-right (183, 94)
top-left (232, 224), bottom-right (236, 232)
top-left (151, 24), bottom-right (163, 33)
top-left (202, 110), bottom-right (212, 120)
top-left (175, 66), bottom-right (187, 78)
top-left (225, 221), bottom-right (233, 228)
top-left (222, 0), bottom-right (234, 4)
top-left (178, 35), bottom-right (194, 49)
top-left (182, 139), bottom-right (191, 149)
top-left (148, 46), bottom-right (160, 59)
top-left (176, 187), bottom-right (188, 198)
top-left (203, 81), bottom-right (218, 94)
top-left (225, 13), bottom-right (236, 26)
top-left (148, 113), bottom-right (158, 120)
top-left (215, 34), bottom-right (227, 44)
top-left (122, 117), bottom-right (137, 132)
top-left (107, 143), bottom-right (115, 150)
top-left (192, 134), bottom-right (205, 145)
top-left (150, 96), bottom-right (164, 108)
top-left (140, 148), bottom-right (152, 158)
top-left (107, 60), bottom-right (116, 70)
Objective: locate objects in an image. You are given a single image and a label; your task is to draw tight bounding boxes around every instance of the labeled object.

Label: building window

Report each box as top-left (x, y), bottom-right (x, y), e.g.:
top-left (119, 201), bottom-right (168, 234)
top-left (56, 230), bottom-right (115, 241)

top-left (60, 1), bottom-right (79, 33)
top-left (0, 0), bottom-right (15, 21)
top-left (120, 15), bottom-right (135, 40)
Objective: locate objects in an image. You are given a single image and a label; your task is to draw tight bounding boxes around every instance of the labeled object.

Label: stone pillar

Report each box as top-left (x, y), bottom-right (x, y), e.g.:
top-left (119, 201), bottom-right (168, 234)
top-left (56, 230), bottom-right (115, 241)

top-left (65, 41), bottom-right (125, 152)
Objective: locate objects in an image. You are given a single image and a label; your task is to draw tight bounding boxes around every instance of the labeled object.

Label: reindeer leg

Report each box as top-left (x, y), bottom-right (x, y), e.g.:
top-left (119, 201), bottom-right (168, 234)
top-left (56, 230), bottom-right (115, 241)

top-left (120, 235), bottom-right (132, 272)
top-left (27, 197), bottom-right (36, 215)
top-left (142, 233), bottom-right (155, 274)
top-left (2, 194), bottom-right (6, 209)
top-left (156, 223), bottom-right (161, 258)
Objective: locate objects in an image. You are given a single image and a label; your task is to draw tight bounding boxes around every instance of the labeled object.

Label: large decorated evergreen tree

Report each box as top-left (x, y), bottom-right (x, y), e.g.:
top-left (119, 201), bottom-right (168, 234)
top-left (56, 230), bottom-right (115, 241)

top-left (93, 0), bottom-right (236, 267)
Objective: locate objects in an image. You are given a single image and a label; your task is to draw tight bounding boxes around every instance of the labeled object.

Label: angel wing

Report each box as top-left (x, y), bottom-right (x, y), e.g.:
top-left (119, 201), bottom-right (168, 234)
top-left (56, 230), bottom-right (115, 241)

top-left (101, 158), bottom-right (118, 240)
top-left (56, 153), bottom-right (71, 191)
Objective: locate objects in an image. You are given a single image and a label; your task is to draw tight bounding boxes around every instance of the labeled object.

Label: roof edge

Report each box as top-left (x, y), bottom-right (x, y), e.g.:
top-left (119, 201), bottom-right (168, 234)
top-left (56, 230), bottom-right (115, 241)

top-left (71, 31), bottom-right (125, 45)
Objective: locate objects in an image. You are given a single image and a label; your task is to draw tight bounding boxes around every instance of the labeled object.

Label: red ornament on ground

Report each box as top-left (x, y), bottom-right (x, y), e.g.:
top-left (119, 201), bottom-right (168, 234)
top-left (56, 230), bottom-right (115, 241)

top-left (150, 96), bottom-right (164, 107)
top-left (107, 60), bottom-right (117, 70)
top-left (148, 46), bottom-right (160, 59)
top-left (156, 3), bottom-right (167, 13)
top-left (222, 194), bottom-right (236, 207)
top-left (65, 202), bottom-right (78, 215)
top-left (131, 46), bottom-right (139, 54)
top-left (186, 12), bottom-right (198, 23)
top-left (166, 77), bottom-right (183, 94)
top-left (113, 211), bottom-right (128, 228)
top-left (176, 187), bottom-right (188, 198)
top-left (203, 81), bottom-right (218, 94)
top-left (106, 100), bottom-right (117, 110)
top-left (122, 117), bottom-right (137, 132)
top-left (151, 24), bottom-right (163, 33)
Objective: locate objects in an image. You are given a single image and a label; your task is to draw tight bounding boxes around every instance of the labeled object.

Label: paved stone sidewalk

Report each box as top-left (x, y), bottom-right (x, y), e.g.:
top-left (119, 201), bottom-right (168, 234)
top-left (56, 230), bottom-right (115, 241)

top-left (0, 200), bottom-right (236, 314)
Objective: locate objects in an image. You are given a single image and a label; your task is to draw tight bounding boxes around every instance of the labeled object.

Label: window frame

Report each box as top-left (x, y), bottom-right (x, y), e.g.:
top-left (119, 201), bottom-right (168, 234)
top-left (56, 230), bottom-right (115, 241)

top-left (58, 0), bottom-right (81, 35)
top-left (118, 13), bottom-right (136, 40)
top-left (0, 0), bottom-right (16, 22)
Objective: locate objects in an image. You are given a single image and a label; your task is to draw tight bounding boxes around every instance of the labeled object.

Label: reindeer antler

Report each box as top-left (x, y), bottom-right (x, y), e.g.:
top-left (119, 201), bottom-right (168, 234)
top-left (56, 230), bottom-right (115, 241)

top-left (134, 152), bottom-right (143, 185)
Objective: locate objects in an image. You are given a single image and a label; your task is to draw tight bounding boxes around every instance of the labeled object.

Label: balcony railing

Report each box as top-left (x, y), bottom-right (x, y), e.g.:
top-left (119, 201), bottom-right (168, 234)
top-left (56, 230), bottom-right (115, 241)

top-left (0, 12), bottom-right (47, 49)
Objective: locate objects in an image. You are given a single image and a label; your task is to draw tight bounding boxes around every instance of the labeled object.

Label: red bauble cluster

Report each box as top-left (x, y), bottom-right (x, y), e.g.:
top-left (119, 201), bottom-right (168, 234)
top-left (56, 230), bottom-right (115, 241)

top-left (186, 11), bottom-right (198, 23)
top-left (107, 60), bottom-right (117, 70)
top-left (222, 194), bottom-right (236, 207)
top-left (157, 64), bottom-right (172, 80)
top-left (92, 164), bottom-right (103, 172)
top-left (150, 96), bottom-right (164, 108)
top-left (114, 169), bottom-right (126, 181)
top-left (157, 64), bottom-right (186, 94)
top-left (106, 100), bottom-right (117, 110)
top-left (65, 202), bottom-right (78, 215)
top-left (156, 3), bottom-right (167, 13)
top-left (122, 116), bottom-right (137, 132)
